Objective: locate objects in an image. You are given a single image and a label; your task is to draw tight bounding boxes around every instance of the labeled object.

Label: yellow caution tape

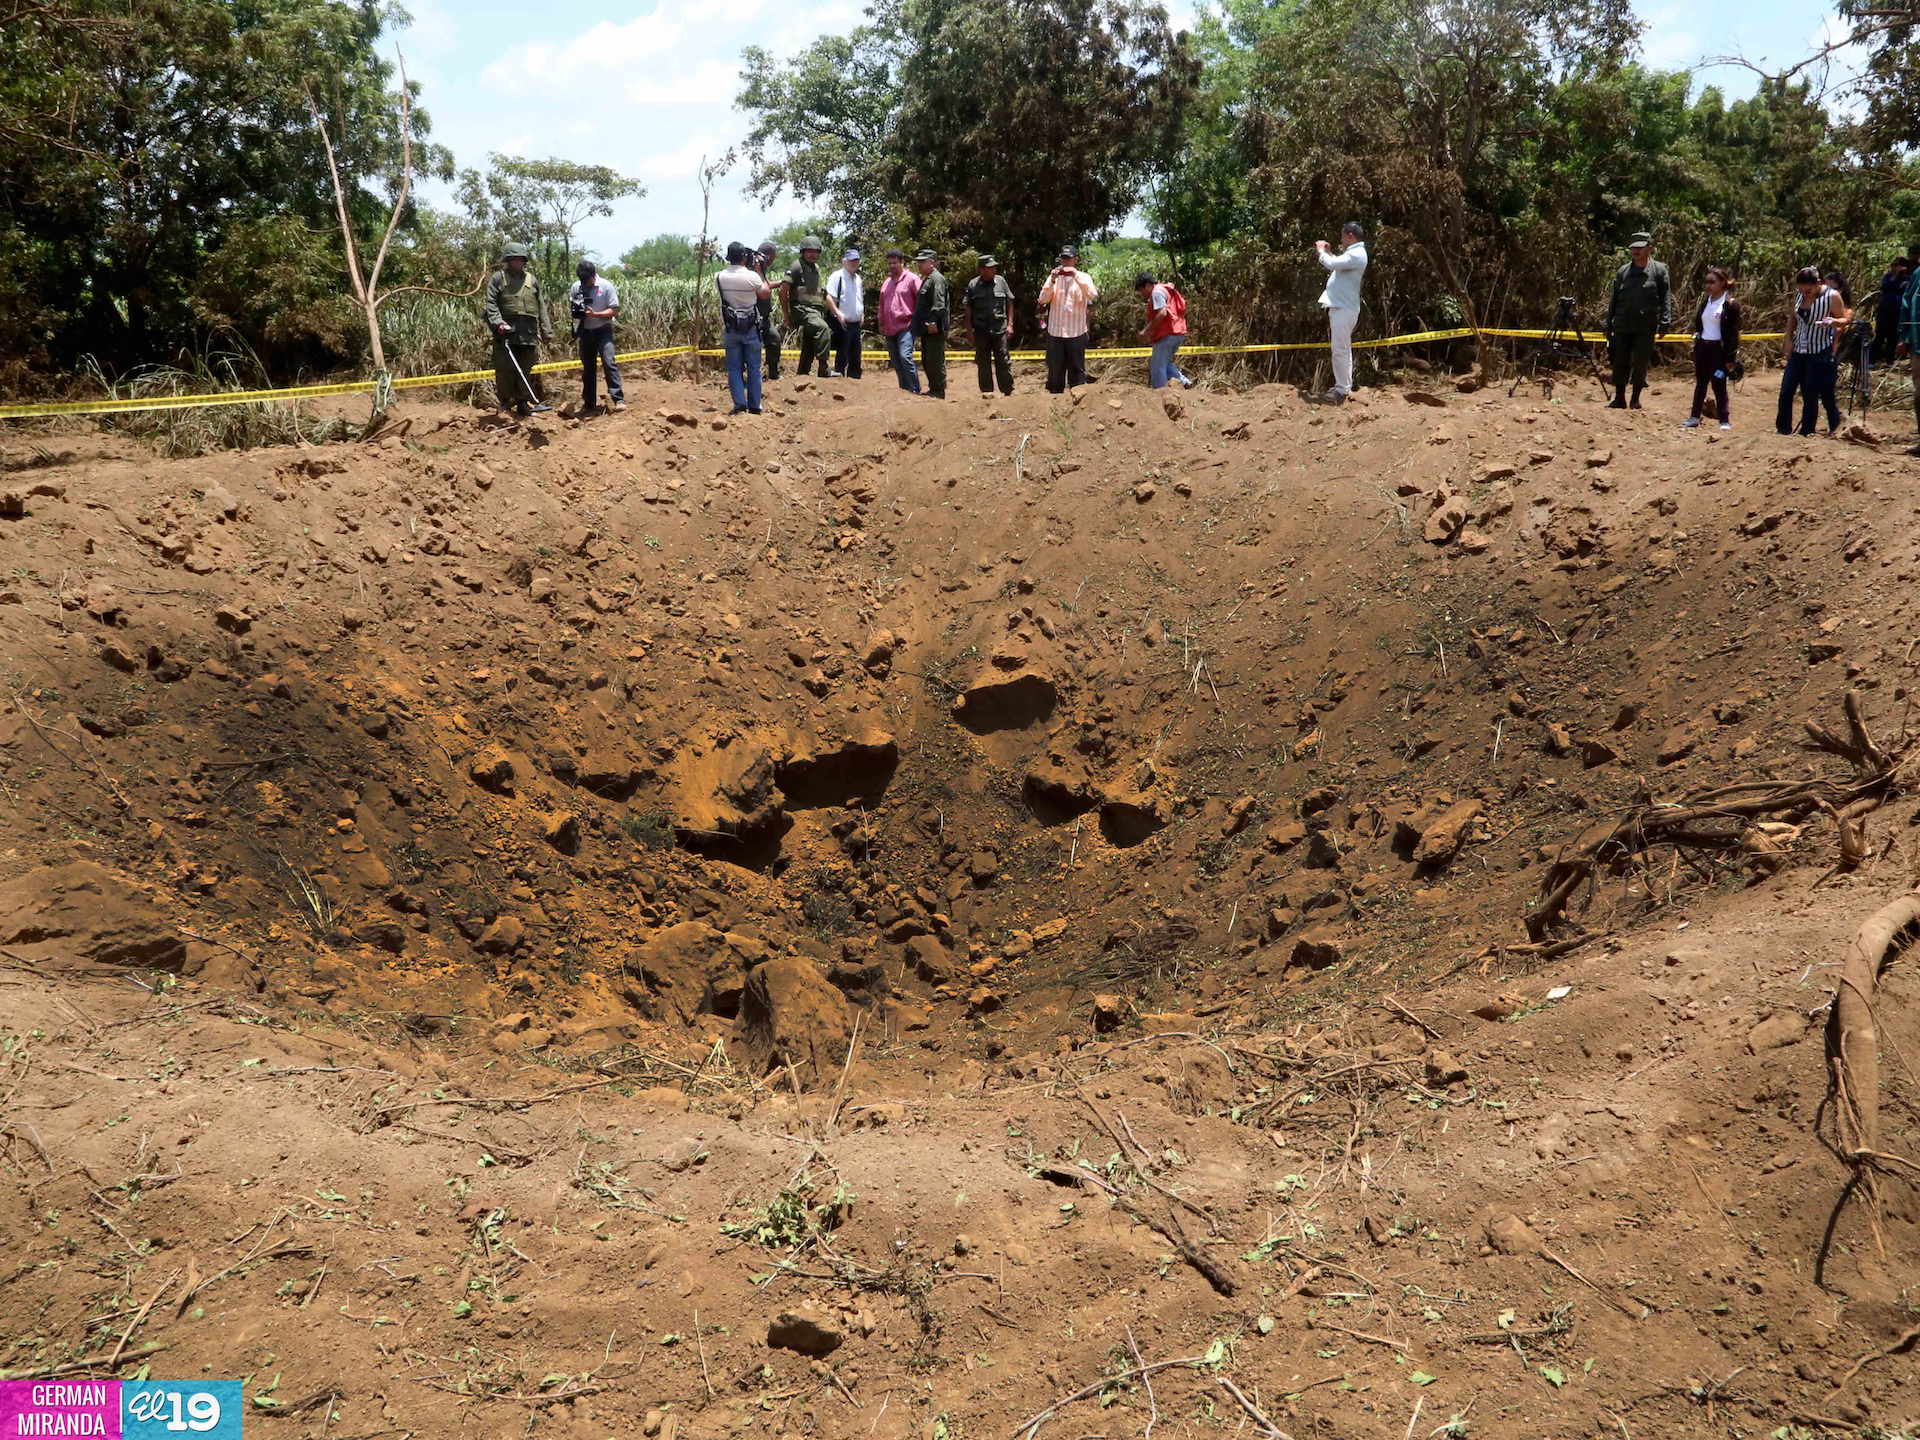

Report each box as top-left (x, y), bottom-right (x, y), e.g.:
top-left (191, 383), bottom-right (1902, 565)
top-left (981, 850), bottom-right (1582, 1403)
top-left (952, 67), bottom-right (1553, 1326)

top-left (0, 329), bottom-right (1802, 420)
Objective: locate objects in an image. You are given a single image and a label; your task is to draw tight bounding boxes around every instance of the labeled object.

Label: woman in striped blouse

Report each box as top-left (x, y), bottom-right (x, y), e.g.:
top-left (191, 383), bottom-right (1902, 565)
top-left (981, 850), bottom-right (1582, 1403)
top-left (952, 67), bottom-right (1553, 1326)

top-left (1776, 266), bottom-right (1848, 437)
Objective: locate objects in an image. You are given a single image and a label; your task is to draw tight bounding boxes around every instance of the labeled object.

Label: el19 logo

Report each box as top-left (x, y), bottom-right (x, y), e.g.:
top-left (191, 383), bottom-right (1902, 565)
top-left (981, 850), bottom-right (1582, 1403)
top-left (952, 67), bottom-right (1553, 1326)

top-left (124, 1382), bottom-right (241, 1440)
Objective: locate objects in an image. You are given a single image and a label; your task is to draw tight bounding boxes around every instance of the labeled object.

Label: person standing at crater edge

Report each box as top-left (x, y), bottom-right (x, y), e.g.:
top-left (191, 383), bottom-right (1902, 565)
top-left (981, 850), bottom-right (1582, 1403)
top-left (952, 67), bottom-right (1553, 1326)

top-left (826, 248), bottom-right (865, 379)
top-left (483, 242), bottom-right (553, 418)
top-left (963, 254), bottom-right (1015, 398)
top-left (879, 249), bottom-right (921, 394)
top-left (912, 249), bottom-right (950, 400)
top-left (568, 259), bottom-right (624, 414)
top-left (782, 236), bottom-right (835, 381)
top-left (1037, 244), bottom-right (1097, 394)
top-left (1602, 232), bottom-right (1670, 411)
top-left (1312, 221), bottom-right (1367, 404)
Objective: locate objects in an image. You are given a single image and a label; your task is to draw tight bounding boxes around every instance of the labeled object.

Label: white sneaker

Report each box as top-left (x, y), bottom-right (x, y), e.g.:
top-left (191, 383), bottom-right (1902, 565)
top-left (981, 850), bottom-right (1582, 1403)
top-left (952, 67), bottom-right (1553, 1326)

top-left (1682, 417), bottom-right (1701, 428)
top-left (1718, 422), bottom-right (1730, 430)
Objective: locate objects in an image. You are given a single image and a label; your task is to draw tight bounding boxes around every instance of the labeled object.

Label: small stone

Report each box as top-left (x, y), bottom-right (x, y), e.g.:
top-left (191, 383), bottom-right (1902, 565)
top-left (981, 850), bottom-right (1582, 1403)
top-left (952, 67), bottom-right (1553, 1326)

top-left (1483, 1212), bottom-right (1541, 1255)
top-left (1092, 994), bottom-right (1125, 1033)
top-left (541, 811), bottom-right (581, 855)
top-left (1748, 1011), bottom-right (1807, 1052)
top-left (1289, 930), bottom-right (1343, 969)
top-left (1585, 449), bottom-right (1613, 468)
top-left (1133, 482), bottom-right (1156, 503)
top-left (475, 914), bottom-right (525, 954)
top-left (1263, 821), bottom-right (1307, 852)
top-left (1578, 738), bottom-right (1619, 769)
top-left (658, 1137), bottom-right (707, 1173)
top-left (1426, 1050), bottom-right (1470, 1085)
top-left (214, 604), bottom-right (252, 635)
top-left (1657, 728), bottom-right (1698, 764)
top-left (969, 850), bottom-right (998, 885)
top-left (1424, 494), bottom-right (1469, 544)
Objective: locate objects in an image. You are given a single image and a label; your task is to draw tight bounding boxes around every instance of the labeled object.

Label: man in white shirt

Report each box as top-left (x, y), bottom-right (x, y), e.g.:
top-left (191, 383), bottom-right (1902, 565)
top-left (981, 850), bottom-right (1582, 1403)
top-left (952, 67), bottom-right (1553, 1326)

top-left (1037, 244), bottom-right (1099, 394)
top-left (569, 260), bottom-right (624, 413)
top-left (1312, 221), bottom-right (1368, 404)
top-left (825, 250), bottom-right (865, 379)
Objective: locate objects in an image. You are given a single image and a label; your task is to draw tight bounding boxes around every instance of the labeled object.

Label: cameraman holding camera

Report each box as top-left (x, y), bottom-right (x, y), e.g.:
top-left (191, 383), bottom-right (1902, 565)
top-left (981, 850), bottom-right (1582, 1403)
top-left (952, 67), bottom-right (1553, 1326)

top-left (569, 260), bottom-right (624, 414)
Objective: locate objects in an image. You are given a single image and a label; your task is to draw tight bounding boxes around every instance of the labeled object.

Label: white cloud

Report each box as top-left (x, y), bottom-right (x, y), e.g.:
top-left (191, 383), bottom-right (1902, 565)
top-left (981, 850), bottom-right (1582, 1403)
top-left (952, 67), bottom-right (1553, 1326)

top-left (637, 134), bottom-right (728, 177)
top-left (624, 57), bottom-right (738, 105)
top-left (396, 0), bottom-right (460, 57)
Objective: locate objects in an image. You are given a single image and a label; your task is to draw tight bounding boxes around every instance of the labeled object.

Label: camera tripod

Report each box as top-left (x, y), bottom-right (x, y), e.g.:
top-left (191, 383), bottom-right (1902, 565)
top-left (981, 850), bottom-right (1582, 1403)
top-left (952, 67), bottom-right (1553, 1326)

top-left (1507, 297), bottom-right (1610, 401)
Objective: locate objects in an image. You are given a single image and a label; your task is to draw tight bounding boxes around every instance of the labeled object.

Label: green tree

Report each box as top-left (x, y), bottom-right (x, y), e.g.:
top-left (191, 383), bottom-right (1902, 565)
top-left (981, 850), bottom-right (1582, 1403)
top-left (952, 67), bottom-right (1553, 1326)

top-left (736, 32), bottom-right (899, 238)
top-left (618, 233), bottom-right (701, 278)
top-left (476, 155), bottom-right (645, 278)
top-left (0, 0), bottom-right (447, 379)
top-left (882, 0), bottom-right (1198, 293)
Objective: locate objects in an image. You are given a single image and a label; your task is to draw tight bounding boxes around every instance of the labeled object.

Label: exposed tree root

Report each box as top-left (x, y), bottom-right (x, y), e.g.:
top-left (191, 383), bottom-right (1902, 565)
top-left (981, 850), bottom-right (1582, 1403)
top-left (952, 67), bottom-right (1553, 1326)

top-left (1526, 691), bottom-right (1911, 942)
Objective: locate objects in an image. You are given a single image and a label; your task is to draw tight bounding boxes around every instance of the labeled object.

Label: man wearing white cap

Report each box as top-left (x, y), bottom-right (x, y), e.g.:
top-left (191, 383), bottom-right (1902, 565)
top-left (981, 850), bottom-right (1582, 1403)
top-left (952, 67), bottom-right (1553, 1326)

top-left (826, 249), bottom-right (865, 379)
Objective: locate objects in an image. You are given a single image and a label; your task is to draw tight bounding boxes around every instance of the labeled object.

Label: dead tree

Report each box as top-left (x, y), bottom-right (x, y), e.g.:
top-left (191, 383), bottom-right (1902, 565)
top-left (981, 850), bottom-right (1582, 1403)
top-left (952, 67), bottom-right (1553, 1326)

top-left (305, 51), bottom-right (484, 411)
top-left (686, 151), bottom-right (735, 384)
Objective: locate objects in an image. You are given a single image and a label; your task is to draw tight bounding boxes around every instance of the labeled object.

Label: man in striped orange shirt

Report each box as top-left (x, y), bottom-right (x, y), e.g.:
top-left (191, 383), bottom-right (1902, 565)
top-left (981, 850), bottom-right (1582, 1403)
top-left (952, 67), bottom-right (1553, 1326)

top-left (1038, 244), bottom-right (1099, 394)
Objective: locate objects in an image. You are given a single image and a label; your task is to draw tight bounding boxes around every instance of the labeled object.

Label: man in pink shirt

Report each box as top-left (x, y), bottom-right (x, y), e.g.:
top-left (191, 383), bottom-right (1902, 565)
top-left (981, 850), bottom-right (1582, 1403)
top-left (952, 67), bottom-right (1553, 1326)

top-left (879, 248), bottom-right (922, 394)
top-left (1038, 243), bottom-right (1099, 393)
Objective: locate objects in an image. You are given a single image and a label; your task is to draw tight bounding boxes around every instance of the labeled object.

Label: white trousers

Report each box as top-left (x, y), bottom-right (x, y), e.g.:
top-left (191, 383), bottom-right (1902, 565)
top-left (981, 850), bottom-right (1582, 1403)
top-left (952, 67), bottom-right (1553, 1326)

top-left (1328, 306), bottom-right (1358, 395)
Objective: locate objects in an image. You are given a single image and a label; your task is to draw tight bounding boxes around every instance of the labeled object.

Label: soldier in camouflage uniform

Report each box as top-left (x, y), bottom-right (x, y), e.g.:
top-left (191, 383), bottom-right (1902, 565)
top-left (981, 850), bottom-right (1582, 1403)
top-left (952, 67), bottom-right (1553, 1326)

top-left (782, 237), bottom-right (834, 380)
top-left (962, 254), bottom-right (1015, 397)
top-left (911, 249), bottom-right (950, 400)
top-left (482, 243), bottom-right (553, 417)
top-left (1601, 231), bottom-right (1671, 410)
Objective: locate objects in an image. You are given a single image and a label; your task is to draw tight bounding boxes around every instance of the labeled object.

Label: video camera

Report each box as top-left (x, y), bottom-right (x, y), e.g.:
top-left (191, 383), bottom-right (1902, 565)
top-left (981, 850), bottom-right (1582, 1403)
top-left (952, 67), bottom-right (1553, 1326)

top-left (1553, 296), bottom-right (1578, 323)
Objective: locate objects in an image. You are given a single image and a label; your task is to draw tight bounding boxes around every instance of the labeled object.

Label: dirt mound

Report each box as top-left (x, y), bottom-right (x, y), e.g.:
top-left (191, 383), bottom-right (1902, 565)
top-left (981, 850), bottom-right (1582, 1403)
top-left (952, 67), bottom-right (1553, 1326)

top-left (1, 374), bottom-right (1917, 1436)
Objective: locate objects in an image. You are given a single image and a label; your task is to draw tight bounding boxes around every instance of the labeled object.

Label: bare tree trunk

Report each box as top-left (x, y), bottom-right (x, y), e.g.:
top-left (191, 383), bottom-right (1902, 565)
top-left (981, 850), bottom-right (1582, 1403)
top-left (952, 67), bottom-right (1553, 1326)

top-left (690, 158), bottom-right (713, 385)
top-left (307, 51), bottom-right (484, 419)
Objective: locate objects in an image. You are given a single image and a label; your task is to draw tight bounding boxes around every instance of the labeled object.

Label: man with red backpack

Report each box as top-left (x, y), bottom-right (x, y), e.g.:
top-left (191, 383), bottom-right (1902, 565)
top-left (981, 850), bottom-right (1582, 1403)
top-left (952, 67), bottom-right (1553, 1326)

top-left (1137, 272), bottom-right (1192, 389)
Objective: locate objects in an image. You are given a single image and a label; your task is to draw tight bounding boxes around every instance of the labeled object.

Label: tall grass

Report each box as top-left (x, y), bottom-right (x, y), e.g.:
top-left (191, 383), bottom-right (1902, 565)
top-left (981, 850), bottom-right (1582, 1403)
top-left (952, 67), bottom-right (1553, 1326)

top-left (81, 347), bottom-right (350, 459)
top-left (380, 277), bottom-right (718, 386)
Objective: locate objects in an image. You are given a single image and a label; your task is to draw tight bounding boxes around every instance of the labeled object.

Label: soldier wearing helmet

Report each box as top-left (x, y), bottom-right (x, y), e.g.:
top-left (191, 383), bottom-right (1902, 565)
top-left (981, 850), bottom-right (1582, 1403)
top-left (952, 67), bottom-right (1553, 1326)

top-left (781, 236), bottom-right (834, 380)
top-left (482, 243), bottom-right (554, 417)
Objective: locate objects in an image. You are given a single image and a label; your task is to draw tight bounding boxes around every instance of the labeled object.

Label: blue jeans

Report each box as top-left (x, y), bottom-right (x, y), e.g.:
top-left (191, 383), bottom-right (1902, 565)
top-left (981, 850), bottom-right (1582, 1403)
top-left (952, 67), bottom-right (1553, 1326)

top-left (1149, 334), bottom-right (1190, 388)
top-left (887, 330), bottom-right (919, 393)
top-left (1776, 350), bottom-right (1838, 435)
top-left (723, 330), bottom-right (763, 412)
top-left (578, 325), bottom-right (622, 407)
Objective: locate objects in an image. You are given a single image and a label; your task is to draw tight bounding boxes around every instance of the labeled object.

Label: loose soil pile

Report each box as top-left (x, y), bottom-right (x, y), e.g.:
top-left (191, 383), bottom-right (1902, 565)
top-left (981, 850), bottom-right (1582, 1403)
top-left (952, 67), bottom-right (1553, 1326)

top-left (2, 370), bottom-right (1918, 1440)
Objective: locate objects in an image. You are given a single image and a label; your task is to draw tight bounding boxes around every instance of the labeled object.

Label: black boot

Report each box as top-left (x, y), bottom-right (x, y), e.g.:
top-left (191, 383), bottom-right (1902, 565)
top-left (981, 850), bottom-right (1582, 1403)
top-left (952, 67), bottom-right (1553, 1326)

top-left (1608, 392), bottom-right (1627, 409)
top-left (1629, 387), bottom-right (1643, 410)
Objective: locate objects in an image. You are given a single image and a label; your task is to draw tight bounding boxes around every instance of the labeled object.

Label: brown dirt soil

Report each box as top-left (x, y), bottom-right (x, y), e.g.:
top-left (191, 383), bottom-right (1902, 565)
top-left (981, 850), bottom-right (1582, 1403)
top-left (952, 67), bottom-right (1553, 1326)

top-left (2, 370), bottom-right (1919, 1440)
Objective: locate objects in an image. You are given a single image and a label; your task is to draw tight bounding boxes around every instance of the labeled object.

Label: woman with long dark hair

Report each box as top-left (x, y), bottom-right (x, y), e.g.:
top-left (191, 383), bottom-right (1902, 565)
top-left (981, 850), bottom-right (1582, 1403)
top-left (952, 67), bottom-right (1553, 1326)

top-left (1685, 266), bottom-right (1741, 430)
top-left (1777, 266), bottom-right (1847, 437)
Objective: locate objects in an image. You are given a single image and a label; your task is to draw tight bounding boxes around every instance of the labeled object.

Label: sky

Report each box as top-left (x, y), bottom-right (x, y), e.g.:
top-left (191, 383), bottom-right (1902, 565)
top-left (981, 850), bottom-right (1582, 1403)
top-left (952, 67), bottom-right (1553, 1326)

top-left (390, 0), bottom-right (1855, 264)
